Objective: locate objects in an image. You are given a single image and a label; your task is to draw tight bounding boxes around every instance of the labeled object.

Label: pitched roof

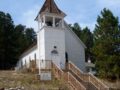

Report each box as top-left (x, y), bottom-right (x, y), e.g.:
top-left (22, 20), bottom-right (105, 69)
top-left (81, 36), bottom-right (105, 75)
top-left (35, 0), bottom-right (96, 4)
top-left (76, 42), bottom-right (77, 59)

top-left (35, 0), bottom-right (66, 20)
top-left (19, 41), bottom-right (37, 58)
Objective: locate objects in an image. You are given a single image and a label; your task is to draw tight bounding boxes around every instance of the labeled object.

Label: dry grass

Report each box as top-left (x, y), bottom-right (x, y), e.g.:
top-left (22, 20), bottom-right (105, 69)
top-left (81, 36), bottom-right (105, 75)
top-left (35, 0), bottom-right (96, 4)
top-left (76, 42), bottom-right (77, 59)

top-left (0, 70), bottom-right (69, 90)
top-left (101, 79), bottom-right (120, 90)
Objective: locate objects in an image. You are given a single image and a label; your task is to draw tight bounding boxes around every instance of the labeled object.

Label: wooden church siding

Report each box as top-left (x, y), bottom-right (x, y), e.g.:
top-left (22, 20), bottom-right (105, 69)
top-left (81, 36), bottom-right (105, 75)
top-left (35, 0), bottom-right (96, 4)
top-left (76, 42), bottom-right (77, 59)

top-left (65, 25), bottom-right (86, 71)
top-left (19, 45), bottom-right (39, 69)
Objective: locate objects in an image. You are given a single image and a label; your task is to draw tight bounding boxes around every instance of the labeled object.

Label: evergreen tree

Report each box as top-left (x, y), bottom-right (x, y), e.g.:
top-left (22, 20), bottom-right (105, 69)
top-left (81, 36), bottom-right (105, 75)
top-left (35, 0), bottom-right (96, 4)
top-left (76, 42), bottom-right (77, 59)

top-left (93, 8), bottom-right (120, 79)
top-left (0, 11), bottom-right (16, 69)
top-left (81, 27), bottom-right (93, 62)
top-left (0, 11), bottom-right (37, 69)
top-left (71, 23), bottom-right (82, 39)
top-left (14, 24), bottom-right (27, 55)
top-left (25, 28), bottom-right (36, 46)
top-left (14, 25), bottom-right (36, 56)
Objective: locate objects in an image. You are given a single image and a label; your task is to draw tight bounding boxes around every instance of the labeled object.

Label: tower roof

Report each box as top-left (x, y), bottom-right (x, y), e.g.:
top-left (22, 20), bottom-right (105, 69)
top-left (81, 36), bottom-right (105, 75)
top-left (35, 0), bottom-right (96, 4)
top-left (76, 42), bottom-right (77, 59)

top-left (35, 0), bottom-right (66, 20)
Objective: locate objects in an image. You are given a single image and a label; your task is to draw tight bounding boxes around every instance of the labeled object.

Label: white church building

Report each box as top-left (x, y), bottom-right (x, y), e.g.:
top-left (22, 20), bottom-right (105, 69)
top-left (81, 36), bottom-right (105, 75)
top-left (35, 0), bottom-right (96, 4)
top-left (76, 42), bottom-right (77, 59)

top-left (16, 0), bottom-right (86, 74)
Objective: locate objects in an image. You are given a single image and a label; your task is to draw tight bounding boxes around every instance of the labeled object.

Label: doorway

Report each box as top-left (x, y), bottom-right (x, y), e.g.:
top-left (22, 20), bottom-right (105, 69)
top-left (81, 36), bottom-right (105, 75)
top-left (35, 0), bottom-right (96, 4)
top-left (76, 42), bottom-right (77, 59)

top-left (65, 52), bottom-right (68, 63)
top-left (65, 52), bottom-right (69, 69)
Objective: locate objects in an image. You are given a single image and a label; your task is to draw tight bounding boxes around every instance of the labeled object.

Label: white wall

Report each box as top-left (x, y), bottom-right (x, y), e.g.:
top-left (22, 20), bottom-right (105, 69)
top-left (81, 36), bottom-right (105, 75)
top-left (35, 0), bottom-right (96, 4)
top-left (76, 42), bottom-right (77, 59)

top-left (65, 25), bottom-right (86, 71)
top-left (17, 23), bottom-right (86, 72)
top-left (19, 45), bottom-right (39, 68)
top-left (43, 26), bottom-right (66, 69)
top-left (37, 28), bottom-right (45, 60)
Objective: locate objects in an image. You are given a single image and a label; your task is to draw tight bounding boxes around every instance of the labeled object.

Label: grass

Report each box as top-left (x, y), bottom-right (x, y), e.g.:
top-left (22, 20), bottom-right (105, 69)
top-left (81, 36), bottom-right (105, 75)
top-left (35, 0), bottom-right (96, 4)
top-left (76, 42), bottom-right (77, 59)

top-left (100, 79), bottom-right (120, 90)
top-left (0, 70), bottom-right (70, 90)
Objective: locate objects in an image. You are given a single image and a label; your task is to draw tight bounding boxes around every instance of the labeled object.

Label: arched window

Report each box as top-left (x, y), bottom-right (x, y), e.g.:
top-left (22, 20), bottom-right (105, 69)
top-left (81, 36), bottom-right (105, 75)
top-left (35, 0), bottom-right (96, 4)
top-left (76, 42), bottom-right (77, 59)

top-left (29, 56), bottom-right (31, 61)
top-left (34, 53), bottom-right (37, 65)
top-left (25, 60), bottom-right (26, 67)
top-left (34, 53), bottom-right (36, 60)
top-left (51, 50), bottom-right (58, 54)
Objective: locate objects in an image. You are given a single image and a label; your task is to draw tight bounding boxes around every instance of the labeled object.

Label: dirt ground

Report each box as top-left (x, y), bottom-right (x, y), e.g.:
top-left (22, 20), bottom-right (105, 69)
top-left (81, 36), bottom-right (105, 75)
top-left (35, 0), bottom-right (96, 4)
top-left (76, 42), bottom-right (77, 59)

top-left (0, 70), bottom-right (69, 90)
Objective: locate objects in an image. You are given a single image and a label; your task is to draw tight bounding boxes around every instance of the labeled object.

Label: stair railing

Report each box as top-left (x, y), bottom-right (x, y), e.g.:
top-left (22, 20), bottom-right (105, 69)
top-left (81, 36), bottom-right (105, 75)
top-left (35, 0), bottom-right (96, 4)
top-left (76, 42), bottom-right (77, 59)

top-left (68, 61), bottom-right (109, 90)
top-left (52, 62), bottom-right (86, 90)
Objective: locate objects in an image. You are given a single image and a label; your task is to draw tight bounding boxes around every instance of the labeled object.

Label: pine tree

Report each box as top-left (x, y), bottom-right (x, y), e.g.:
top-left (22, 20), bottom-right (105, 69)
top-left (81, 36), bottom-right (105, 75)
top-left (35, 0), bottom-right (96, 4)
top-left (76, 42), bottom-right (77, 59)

top-left (81, 27), bottom-right (93, 62)
top-left (14, 25), bottom-right (36, 56)
top-left (71, 23), bottom-right (82, 39)
top-left (0, 11), bottom-right (37, 69)
top-left (93, 8), bottom-right (120, 79)
top-left (25, 28), bottom-right (36, 46)
top-left (0, 11), bottom-right (16, 69)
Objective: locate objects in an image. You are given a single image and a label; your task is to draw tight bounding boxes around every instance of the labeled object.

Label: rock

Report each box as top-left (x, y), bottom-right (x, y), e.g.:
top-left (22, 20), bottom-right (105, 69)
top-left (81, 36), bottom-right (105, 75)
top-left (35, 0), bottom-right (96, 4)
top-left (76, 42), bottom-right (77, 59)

top-left (9, 88), bottom-right (15, 90)
top-left (21, 87), bottom-right (24, 90)
top-left (4, 86), bottom-right (25, 90)
top-left (0, 88), bottom-right (4, 90)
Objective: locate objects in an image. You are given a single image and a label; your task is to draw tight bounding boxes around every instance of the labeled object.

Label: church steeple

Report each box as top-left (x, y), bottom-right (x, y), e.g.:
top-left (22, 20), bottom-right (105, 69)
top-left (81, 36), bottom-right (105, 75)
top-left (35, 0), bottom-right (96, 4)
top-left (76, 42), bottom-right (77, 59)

top-left (40, 0), bottom-right (66, 15)
top-left (35, 0), bottom-right (66, 21)
top-left (36, 0), bottom-right (66, 72)
top-left (36, 0), bottom-right (66, 29)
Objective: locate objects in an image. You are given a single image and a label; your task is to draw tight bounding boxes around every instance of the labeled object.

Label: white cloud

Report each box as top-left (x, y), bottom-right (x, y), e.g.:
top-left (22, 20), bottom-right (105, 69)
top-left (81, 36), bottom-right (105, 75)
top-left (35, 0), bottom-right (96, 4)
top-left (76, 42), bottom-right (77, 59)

top-left (20, 5), bottom-right (40, 32)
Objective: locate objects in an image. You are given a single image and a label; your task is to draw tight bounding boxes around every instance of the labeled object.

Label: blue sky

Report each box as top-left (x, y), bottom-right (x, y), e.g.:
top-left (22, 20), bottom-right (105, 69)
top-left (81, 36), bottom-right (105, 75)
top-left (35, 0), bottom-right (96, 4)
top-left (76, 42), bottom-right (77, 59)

top-left (0, 0), bottom-right (120, 31)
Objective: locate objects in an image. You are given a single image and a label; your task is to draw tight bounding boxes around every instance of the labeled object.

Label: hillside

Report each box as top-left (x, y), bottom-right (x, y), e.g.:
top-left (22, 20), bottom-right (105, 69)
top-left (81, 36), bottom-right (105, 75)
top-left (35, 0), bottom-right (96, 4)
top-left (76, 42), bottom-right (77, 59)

top-left (0, 71), bottom-right (69, 90)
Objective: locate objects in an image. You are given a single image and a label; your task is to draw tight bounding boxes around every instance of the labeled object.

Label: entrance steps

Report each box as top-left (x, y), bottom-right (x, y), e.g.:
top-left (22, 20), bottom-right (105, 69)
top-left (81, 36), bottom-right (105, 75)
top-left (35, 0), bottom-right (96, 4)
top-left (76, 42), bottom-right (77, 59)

top-left (52, 61), bottom-right (109, 90)
top-left (68, 70), bottom-right (97, 90)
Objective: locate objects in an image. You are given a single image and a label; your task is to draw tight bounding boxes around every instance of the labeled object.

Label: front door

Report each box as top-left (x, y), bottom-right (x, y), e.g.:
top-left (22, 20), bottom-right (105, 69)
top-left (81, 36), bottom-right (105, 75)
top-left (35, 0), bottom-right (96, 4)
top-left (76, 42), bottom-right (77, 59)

top-left (51, 50), bottom-right (61, 68)
top-left (52, 54), bottom-right (60, 68)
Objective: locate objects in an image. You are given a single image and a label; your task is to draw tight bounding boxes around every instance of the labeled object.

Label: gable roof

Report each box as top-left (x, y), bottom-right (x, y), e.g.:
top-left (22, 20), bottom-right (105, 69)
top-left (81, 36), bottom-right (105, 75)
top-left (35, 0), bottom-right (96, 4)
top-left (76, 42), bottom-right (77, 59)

top-left (19, 41), bottom-right (37, 58)
top-left (35, 0), bottom-right (66, 20)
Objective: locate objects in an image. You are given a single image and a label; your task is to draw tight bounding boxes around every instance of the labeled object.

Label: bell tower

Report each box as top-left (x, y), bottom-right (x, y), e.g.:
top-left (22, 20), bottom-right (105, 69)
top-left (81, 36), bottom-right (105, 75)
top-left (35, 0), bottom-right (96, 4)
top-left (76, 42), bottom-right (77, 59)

top-left (35, 0), bottom-right (66, 69)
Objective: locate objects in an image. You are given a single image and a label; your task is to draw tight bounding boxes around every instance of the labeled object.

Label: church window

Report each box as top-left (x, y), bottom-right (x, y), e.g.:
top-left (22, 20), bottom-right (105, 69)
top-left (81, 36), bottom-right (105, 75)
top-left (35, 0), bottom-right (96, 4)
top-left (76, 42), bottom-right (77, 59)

top-left (21, 61), bottom-right (23, 67)
top-left (29, 56), bottom-right (31, 61)
top-left (51, 50), bottom-right (58, 54)
top-left (25, 60), bottom-right (26, 66)
top-left (42, 59), bottom-right (44, 63)
top-left (34, 53), bottom-right (36, 60)
top-left (34, 53), bottom-right (37, 65)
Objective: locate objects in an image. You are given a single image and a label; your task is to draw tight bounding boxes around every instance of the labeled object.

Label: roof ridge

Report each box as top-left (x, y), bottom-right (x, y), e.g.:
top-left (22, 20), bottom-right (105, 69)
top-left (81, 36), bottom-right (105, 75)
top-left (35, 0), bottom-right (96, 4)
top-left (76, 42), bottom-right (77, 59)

top-left (35, 0), bottom-right (66, 21)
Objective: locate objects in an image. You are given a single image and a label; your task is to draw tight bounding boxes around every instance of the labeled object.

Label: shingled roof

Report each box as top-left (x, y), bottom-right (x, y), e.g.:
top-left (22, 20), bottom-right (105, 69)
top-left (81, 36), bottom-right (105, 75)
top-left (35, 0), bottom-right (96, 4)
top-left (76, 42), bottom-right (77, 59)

top-left (35, 0), bottom-right (66, 20)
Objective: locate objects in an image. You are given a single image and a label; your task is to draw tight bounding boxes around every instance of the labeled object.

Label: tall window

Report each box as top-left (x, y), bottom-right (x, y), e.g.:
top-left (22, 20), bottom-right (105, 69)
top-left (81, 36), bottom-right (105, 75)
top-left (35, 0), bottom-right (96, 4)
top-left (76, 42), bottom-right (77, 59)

top-left (34, 53), bottom-right (37, 66)
top-left (34, 53), bottom-right (36, 60)
top-left (25, 60), bottom-right (26, 67)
